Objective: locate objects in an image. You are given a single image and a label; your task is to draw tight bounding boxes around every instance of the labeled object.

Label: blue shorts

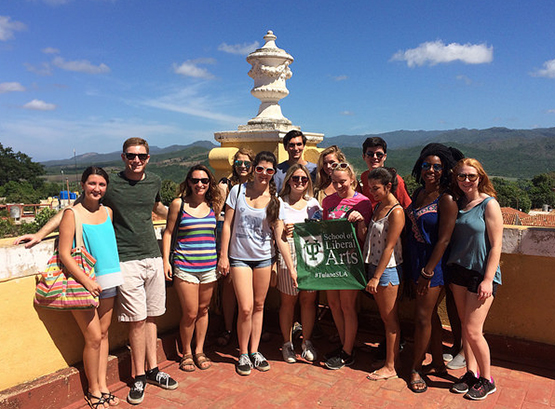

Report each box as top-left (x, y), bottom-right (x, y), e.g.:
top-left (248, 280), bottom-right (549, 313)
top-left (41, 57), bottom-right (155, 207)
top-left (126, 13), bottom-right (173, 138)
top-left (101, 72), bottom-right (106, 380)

top-left (229, 257), bottom-right (274, 269)
top-left (367, 264), bottom-right (402, 286)
top-left (99, 286), bottom-right (118, 299)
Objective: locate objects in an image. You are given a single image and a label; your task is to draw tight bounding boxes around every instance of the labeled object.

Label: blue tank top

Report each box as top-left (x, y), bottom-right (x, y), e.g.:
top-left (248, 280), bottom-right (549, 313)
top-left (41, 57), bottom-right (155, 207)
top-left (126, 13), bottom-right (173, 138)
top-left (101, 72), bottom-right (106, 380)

top-left (82, 207), bottom-right (124, 289)
top-left (447, 197), bottom-right (502, 284)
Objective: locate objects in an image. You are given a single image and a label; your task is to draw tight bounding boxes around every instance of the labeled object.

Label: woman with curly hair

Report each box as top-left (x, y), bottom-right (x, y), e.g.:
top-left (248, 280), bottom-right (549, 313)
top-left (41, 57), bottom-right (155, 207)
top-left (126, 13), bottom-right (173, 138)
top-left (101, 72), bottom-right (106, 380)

top-left (314, 145), bottom-right (346, 204)
top-left (163, 164), bottom-right (223, 372)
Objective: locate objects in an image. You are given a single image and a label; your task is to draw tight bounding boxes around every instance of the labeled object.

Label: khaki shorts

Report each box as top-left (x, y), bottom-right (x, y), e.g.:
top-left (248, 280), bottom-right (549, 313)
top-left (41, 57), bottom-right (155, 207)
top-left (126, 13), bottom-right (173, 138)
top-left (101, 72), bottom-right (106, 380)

top-left (117, 257), bottom-right (166, 322)
top-left (173, 267), bottom-right (218, 284)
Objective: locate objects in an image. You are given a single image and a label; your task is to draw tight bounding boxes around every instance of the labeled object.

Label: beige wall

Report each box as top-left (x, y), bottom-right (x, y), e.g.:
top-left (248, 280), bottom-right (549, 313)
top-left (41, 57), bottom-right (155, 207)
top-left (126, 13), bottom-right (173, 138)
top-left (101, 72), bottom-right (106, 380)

top-left (1, 225), bottom-right (554, 392)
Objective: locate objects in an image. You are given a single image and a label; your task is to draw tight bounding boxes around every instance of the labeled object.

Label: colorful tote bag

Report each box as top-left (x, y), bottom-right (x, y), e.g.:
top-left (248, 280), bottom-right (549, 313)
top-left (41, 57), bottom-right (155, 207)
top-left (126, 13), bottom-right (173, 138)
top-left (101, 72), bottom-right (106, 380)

top-left (293, 219), bottom-right (367, 291)
top-left (34, 207), bottom-right (99, 310)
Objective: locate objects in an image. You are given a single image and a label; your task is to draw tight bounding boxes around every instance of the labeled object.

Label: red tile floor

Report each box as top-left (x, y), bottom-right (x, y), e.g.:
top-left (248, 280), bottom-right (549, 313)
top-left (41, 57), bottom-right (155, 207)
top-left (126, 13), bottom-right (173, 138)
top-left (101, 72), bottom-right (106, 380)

top-left (63, 320), bottom-right (555, 409)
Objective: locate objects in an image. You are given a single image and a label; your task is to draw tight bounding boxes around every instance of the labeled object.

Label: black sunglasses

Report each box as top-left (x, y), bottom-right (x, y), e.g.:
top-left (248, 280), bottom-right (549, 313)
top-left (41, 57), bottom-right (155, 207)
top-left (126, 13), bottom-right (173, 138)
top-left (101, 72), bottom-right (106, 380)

top-left (124, 152), bottom-right (149, 161)
top-left (457, 173), bottom-right (479, 182)
top-left (234, 160), bottom-right (251, 168)
top-left (365, 151), bottom-right (385, 159)
top-left (189, 177), bottom-right (210, 185)
top-left (291, 175), bottom-right (309, 184)
top-left (421, 162), bottom-right (443, 172)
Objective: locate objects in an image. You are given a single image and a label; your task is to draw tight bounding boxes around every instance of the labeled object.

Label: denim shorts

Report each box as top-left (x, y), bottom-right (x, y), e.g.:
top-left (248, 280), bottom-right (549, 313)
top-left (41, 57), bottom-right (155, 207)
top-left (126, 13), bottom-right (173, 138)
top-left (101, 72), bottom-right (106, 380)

top-left (367, 264), bottom-right (402, 286)
top-left (99, 286), bottom-right (118, 299)
top-left (173, 267), bottom-right (218, 284)
top-left (229, 257), bottom-right (274, 269)
top-left (447, 264), bottom-right (499, 297)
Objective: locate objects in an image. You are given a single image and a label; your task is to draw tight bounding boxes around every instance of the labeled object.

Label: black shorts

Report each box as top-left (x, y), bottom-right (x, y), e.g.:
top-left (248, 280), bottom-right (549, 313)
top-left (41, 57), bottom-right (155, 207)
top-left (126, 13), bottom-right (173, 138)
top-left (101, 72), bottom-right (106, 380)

top-left (446, 264), bottom-right (499, 297)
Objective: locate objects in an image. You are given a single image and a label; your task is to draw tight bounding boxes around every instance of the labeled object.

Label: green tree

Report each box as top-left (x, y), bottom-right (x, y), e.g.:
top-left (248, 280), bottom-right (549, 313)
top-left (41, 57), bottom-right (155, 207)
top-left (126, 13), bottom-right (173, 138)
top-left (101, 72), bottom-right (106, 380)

top-left (160, 179), bottom-right (179, 206)
top-left (402, 174), bottom-right (419, 198)
top-left (0, 143), bottom-right (45, 189)
top-left (0, 181), bottom-right (42, 204)
top-left (492, 178), bottom-right (531, 213)
top-left (528, 173), bottom-right (555, 209)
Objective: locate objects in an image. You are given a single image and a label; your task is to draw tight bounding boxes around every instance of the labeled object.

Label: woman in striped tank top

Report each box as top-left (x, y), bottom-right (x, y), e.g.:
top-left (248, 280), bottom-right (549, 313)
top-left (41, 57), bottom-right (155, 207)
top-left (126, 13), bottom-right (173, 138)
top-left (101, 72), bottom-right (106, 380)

top-left (163, 164), bottom-right (223, 372)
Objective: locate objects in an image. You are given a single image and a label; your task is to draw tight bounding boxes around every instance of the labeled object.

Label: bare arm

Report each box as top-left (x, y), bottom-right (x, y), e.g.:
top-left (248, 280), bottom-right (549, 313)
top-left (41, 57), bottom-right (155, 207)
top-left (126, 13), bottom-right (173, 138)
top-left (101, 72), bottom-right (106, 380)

top-left (152, 200), bottom-right (168, 219)
top-left (347, 210), bottom-right (368, 243)
top-left (480, 198), bottom-right (503, 300)
top-left (366, 207), bottom-right (405, 294)
top-left (162, 198), bottom-right (181, 281)
top-left (13, 209), bottom-right (64, 248)
top-left (58, 209), bottom-right (102, 297)
top-left (216, 205), bottom-right (234, 276)
top-left (274, 220), bottom-right (298, 287)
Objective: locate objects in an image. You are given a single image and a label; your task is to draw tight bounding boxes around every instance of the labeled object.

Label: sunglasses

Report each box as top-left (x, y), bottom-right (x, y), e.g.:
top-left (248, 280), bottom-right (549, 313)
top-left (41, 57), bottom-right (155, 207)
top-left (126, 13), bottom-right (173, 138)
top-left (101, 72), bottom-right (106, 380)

top-left (365, 151), bottom-right (385, 159)
top-left (189, 177), bottom-right (210, 185)
top-left (291, 175), bottom-right (309, 184)
top-left (234, 160), bottom-right (251, 168)
top-left (254, 166), bottom-right (276, 175)
top-left (124, 152), bottom-right (149, 161)
top-left (457, 173), bottom-right (479, 182)
top-left (331, 162), bottom-right (350, 170)
top-left (421, 162), bottom-right (443, 172)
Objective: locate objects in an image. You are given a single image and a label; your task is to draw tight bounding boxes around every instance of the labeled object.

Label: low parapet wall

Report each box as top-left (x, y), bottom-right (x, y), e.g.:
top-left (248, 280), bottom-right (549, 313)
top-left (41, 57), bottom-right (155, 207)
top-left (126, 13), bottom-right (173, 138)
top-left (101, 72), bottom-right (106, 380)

top-left (0, 224), bottom-right (554, 392)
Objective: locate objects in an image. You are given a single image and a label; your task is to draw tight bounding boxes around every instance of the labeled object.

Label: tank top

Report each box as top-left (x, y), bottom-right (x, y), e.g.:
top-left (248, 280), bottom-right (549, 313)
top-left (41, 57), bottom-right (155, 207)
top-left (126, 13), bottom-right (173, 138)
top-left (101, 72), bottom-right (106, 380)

top-left (363, 203), bottom-right (403, 267)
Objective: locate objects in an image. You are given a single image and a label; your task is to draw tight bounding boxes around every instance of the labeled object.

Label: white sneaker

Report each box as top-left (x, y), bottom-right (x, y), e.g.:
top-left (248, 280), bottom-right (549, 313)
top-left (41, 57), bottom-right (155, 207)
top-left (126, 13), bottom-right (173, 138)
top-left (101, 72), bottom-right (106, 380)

top-left (281, 341), bottom-right (297, 363)
top-left (443, 353), bottom-right (454, 362)
top-left (447, 351), bottom-right (466, 370)
top-left (301, 340), bottom-right (317, 362)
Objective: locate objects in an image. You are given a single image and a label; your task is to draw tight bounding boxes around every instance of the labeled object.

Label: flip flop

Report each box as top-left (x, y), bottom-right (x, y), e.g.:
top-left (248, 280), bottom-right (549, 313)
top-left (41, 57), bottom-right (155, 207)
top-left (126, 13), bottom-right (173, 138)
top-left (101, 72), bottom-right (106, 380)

top-left (179, 354), bottom-right (196, 372)
top-left (366, 370), bottom-right (399, 381)
top-left (409, 370), bottom-right (428, 393)
top-left (194, 352), bottom-right (212, 370)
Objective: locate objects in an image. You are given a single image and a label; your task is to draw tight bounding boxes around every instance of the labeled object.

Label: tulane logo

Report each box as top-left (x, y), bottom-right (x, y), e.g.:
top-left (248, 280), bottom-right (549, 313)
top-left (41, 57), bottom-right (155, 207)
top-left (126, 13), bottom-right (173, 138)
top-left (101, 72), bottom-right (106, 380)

top-left (299, 235), bottom-right (324, 267)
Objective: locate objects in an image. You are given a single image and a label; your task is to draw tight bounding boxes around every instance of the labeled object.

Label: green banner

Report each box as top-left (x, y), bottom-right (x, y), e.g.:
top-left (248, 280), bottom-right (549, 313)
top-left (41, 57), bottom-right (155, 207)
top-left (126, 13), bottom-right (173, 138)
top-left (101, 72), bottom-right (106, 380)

top-left (293, 219), bottom-right (367, 291)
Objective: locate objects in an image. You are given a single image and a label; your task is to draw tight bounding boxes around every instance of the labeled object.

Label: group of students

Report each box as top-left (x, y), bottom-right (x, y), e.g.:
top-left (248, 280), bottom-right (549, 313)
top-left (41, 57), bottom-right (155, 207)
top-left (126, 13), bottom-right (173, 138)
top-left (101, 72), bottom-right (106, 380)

top-left (16, 131), bottom-right (503, 407)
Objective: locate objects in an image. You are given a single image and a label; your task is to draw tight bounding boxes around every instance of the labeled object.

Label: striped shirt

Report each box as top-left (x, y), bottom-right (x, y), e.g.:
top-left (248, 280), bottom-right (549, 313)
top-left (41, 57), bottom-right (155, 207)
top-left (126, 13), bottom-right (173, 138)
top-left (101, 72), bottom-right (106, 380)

top-left (173, 208), bottom-right (217, 273)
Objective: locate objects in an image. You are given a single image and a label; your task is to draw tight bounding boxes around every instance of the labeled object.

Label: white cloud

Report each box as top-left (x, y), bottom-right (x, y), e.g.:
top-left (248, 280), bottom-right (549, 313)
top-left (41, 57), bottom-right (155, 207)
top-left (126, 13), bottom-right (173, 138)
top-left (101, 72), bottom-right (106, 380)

top-left (52, 56), bottom-right (111, 74)
top-left (173, 58), bottom-right (216, 79)
top-left (25, 62), bottom-right (53, 76)
top-left (22, 99), bottom-right (57, 111)
top-left (42, 47), bottom-right (60, 54)
top-left (456, 74), bottom-right (473, 85)
top-left (391, 40), bottom-right (493, 67)
top-left (0, 82), bottom-right (26, 93)
top-left (332, 75), bottom-right (348, 81)
top-left (0, 15), bottom-right (27, 41)
top-left (531, 59), bottom-right (555, 78)
top-left (340, 110), bottom-right (355, 116)
top-left (218, 41), bottom-right (259, 55)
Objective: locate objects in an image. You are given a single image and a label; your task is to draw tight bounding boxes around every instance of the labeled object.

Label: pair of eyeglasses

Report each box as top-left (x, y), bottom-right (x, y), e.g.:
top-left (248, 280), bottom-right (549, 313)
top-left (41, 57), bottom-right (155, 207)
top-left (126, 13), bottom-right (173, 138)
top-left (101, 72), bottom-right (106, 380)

top-left (254, 166), bottom-right (276, 175)
top-left (457, 173), bottom-right (479, 182)
top-left (124, 152), bottom-right (148, 161)
top-left (234, 160), bottom-right (251, 168)
top-left (190, 178), bottom-right (210, 185)
top-left (421, 162), bottom-right (443, 172)
top-left (331, 162), bottom-right (350, 170)
top-left (291, 175), bottom-right (309, 184)
top-left (365, 151), bottom-right (385, 159)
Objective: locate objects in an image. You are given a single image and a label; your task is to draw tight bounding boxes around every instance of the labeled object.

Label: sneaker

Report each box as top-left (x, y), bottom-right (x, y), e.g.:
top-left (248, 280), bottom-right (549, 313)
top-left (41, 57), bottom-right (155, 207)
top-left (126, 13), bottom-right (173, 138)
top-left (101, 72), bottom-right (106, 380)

top-left (324, 349), bottom-right (354, 370)
top-left (127, 378), bottom-right (146, 405)
top-left (146, 369), bottom-right (178, 390)
top-left (251, 352), bottom-right (271, 372)
top-left (451, 370), bottom-right (479, 394)
top-left (281, 342), bottom-right (297, 363)
top-left (323, 346), bottom-right (342, 361)
top-left (446, 351), bottom-right (466, 370)
top-left (236, 353), bottom-right (252, 376)
top-left (292, 322), bottom-right (303, 341)
top-left (443, 353), bottom-right (454, 363)
top-left (301, 340), bottom-right (317, 362)
top-left (465, 377), bottom-right (496, 400)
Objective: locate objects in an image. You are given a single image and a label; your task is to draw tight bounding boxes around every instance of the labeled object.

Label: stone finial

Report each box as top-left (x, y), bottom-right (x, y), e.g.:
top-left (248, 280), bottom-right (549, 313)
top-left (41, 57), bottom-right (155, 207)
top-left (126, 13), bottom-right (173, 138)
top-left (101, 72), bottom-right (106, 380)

top-left (246, 30), bottom-right (294, 125)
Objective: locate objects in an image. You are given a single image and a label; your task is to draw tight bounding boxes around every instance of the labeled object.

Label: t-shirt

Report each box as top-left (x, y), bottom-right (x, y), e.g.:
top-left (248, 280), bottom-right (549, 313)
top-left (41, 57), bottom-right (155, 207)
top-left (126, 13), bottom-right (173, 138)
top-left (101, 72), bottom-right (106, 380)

top-left (360, 170), bottom-right (412, 210)
top-left (322, 192), bottom-right (372, 223)
top-left (227, 183), bottom-right (276, 261)
top-left (102, 171), bottom-right (162, 262)
top-left (274, 161), bottom-right (318, 194)
top-left (278, 197), bottom-right (322, 223)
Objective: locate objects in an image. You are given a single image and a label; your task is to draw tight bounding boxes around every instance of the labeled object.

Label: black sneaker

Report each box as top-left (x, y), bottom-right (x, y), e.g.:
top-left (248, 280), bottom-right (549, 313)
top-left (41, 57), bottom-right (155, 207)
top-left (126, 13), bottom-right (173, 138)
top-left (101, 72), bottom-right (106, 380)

top-left (236, 353), bottom-right (252, 376)
top-left (323, 346), bottom-right (342, 361)
top-left (251, 352), bottom-right (271, 372)
top-left (451, 371), bottom-right (479, 394)
top-left (324, 349), bottom-right (354, 370)
top-left (465, 377), bottom-right (496, 400)
top-left (146, 369), bottom-right (178, 390)
top-left (127, 378), bottom-right (146, 405)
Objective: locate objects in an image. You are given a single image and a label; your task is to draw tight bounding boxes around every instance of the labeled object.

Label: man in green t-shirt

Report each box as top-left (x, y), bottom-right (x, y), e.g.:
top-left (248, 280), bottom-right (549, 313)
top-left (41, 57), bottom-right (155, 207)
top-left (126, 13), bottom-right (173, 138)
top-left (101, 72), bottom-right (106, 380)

top-left (15, 137), bottom-right (178, 405)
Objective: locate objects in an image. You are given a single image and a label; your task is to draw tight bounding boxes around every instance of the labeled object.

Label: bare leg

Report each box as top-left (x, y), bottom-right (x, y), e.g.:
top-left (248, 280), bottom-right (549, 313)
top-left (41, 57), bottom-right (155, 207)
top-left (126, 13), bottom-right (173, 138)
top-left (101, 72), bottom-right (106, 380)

top-left (299, 291), bottom-right (317, 341)
top-left (463, 291), bottom-right (494, 379)
top-left (174, 279), bottom-right (200, 358)
top-left (326, 290), bottom-right (345, 345)
top-left (411, 286), bottom-right (443, 372)
top-left (97, 297), bottom-right (116, 394)
top-left (450, 284), bottom-right (477, 375)
top-left (194, 281), bottom-right (216, 357)
top-left (232, 266), bottom-right (254, 355)
top-left (279, 292), bottom-right (298, 343)
top-left (221, 275), bottom-right (236, 333)
top-left (145, 317), bottom-right (158, 371)
top-left (128, 320), bottom-right (146, 377)
top-left (249, 265), bottom-right (271, 353)
top-left (339, 290), bottom-right (359, 355)
top-left (372, 284), bottom-right (400, 377)
top-left (445, 284), bottom-right (462, 352)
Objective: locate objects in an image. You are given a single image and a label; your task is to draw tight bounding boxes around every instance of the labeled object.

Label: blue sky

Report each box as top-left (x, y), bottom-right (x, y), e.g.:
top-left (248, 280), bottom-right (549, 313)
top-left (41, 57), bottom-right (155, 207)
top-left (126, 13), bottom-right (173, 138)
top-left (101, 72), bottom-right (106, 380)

top-left (1, 0), bottom-right (554, 161)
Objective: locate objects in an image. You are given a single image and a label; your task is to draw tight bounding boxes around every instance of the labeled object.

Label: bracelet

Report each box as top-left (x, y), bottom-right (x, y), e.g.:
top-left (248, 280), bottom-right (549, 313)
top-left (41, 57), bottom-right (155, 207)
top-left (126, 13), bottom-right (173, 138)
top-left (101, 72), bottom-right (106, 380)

top-left (420, 268), bottom-right (434, 280)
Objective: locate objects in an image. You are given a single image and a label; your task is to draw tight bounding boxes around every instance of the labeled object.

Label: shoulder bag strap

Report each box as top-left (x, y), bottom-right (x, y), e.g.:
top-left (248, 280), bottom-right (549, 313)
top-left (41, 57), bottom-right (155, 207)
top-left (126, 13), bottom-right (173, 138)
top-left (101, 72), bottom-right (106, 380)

top-left (171, 198), bottom-right (185, 251)
top-left (65, 207), bottom-right (85, 248)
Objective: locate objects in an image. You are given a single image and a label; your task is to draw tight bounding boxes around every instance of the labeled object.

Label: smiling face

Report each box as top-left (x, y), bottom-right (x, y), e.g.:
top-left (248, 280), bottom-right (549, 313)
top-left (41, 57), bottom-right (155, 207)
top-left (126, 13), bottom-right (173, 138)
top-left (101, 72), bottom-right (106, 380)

top-left (367, 178), bottom-right (391, 202)
top-left (234, 153), bottom-right (252, 179)
top-left (253, 160), bottom-right (275, 186)
top-left (323, 153), bottom-right (339, 176)
top-left (81, 174), bottom-right (108, 202)
top-left (286, 136), bottom-right (305, 161)
top-left (122, 144), bottom-right (149, 179)
top-left (332, 169), bottom-right (354, 198)
top-left (288, 168), bottom-right (309, 195)
top-left (456, 164), bottom-right (480, 196)
top-left (420, 155), bottom-right (443, 187)
top-left (363, 146), bottom-right (387, 170)
top-left (187, 170), bottom-right (210, 197)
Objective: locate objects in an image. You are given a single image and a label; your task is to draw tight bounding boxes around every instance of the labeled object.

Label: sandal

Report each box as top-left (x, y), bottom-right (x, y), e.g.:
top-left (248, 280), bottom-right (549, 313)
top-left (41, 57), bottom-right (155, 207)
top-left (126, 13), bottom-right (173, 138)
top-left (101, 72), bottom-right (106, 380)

top-left (194, 352), bottom-right (212, 370)
top-left (179, 354), bottom-right (196, 372)
top-left (85, 392), bottom-right (107, 409)
top-left (217, 330), bottom-right (232, 346)
top-left (101, 392), bottom-right (119, 406)
top-left (409, 370), bottom-right (428, 393)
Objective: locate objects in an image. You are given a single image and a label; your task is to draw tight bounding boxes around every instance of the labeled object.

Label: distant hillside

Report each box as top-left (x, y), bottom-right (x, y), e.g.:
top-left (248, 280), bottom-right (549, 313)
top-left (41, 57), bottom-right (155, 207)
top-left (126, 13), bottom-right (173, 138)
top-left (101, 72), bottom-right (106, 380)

top-left (41, 128), bottom-right (555, 181)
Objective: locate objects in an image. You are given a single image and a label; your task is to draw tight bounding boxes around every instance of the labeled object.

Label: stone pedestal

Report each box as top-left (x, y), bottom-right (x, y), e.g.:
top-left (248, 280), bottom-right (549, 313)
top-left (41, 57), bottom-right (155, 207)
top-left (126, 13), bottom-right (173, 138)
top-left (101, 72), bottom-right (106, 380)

top-left (209, 31), bottom-right (323, 179)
